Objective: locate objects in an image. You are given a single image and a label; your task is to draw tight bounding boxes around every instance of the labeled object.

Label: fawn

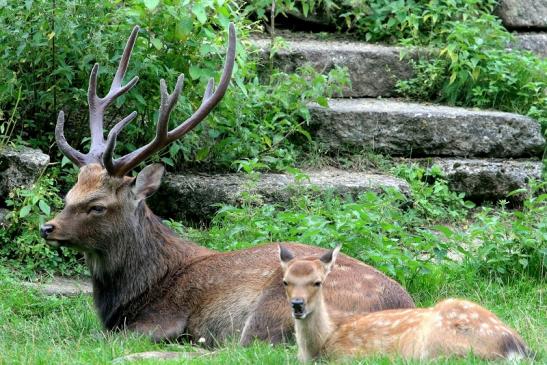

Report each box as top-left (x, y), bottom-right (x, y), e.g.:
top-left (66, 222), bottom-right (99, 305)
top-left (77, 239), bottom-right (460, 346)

top-left (279, 245), bottom-right (531, 362)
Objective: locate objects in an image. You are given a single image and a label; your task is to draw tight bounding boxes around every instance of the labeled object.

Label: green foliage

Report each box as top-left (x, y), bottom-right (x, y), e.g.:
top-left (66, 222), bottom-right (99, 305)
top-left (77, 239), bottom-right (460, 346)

top-left (393, 163), bottom-right (474, 221)
top-left (396, 17), bottom-right (547, 131)
top-left (0, 172), bottom-right (85, 277)
top-left (458, 181), bottom-right (547, 280)
top-left (0, 0), bottom-right (346, 172)
top-left (336, 0), bottom-right (497, 44)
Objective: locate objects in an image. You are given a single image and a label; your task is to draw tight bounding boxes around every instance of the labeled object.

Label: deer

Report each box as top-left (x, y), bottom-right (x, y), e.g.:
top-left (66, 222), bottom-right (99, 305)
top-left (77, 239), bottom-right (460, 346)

top-left (279, 245), bottom-right (532, 362)
top-left (39, 23), bottom-right (415, 346)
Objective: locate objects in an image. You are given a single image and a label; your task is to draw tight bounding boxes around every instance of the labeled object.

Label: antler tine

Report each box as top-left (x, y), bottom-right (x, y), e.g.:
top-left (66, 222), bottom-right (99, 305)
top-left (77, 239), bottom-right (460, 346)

top-left (55, 111), bottom-right (87, 166)
top-left (106, 23), bottom-right (237, 177)
top-left (87, 26), bottom-right (140, 158)
top-left (202, 78), bottom-right (215, 102)
top-left (56, 26), bottom-right (141, 169)
top-left (103, 111), bottom-right (138, 174)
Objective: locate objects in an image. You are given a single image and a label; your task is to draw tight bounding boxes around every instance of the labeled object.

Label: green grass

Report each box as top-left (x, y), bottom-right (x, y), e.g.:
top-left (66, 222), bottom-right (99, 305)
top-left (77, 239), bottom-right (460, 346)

top-left (0, 268), bottom-right (544, 364)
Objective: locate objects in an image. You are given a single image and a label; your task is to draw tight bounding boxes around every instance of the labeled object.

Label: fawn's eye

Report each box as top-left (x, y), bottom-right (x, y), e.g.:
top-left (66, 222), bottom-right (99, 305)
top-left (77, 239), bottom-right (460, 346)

top-left (283, 281), bottom-right (288, 286)
top-left (314, 281), bottom-right (322, 287)
top-left (88, 205), bottom-right (106, 214)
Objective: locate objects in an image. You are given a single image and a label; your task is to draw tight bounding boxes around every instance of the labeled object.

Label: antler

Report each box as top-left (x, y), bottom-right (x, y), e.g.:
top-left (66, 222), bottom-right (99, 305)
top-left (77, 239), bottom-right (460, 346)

top-left (56, 26), bottom-right (140, 167)
top-left (56, 23), bottom-right (237, 177)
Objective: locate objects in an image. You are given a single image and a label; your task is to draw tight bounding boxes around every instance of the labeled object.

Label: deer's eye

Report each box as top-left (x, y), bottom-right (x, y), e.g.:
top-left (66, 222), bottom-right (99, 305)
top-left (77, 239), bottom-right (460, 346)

top-left (88, 205), bottom-right (106, 214)
top-left (283, 280), bottom-right (288, 286)
top-left (314, 281), bottom-right (322, 287)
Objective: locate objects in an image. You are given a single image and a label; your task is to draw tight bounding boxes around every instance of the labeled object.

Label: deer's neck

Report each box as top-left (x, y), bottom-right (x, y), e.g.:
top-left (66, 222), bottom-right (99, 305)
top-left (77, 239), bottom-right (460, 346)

top-left (294, 296), bottom-right (334, 362)
top-left (87, 204), bottom-right (211, 328)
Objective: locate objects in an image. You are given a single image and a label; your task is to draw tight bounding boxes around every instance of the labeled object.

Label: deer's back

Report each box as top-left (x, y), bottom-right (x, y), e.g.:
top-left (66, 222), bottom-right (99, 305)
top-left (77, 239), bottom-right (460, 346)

top-left (325, 299), bottom-right (529, 360)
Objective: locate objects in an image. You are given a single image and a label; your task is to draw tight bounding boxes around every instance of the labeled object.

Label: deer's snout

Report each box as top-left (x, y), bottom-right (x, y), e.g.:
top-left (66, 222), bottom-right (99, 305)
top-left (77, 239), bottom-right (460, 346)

top-left (291, 298), bottom-right (307, 319)
top-left (40, 223), bottom-right (56, 238)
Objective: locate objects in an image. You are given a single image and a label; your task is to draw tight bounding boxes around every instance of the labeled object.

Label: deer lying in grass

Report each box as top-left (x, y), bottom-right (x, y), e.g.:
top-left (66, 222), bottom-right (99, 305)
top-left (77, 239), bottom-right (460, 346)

top-left (39, 24), bottom-right (414, 345)
top-left (280, 245), bottom-right (531, 362)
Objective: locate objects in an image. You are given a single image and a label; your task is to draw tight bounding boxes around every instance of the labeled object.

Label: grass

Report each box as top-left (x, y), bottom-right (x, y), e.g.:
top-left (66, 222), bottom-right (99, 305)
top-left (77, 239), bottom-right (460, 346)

top-left (0, 265), bottom-right (544, 364)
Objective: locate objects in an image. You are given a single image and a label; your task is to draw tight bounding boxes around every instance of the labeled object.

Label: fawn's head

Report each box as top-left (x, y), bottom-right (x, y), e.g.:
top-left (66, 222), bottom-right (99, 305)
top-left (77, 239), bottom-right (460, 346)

top-left (279, 245), bottom-right (341, 319)
top-left (40, 24), bottom-right (236, 252)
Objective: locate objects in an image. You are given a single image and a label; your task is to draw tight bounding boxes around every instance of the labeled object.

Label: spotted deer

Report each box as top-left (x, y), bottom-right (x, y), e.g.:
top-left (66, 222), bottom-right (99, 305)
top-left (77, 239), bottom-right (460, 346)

top-left (39, 24), bottom-right (414, 345)
top-left (280, 245), bottom-right (531, 362)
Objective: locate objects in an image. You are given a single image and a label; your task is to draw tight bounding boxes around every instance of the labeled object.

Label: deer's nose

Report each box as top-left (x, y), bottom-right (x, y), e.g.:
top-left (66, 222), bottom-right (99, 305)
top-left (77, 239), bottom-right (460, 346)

top-left (291, 298), bottom-right (305, 310)
top-left (40, 224), bottom-right (55, 238)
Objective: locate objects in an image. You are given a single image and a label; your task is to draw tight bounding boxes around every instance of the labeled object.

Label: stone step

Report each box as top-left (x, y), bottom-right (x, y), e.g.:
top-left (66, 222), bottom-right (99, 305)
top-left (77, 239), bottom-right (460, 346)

top-left (308, 99), bottom-right (545, 158)
top-left (496, 0), bottom-right (547, 30)
top-left (513, 33), bottom-right (547, 58)
top-left (251, 37), bottom-right (418, 98)
top-left (23, 277), bottom-right (92, 296)
top-left (409, 158), bottom-right (544, 202)
top-left (149, 168), bottom-right (410, 222)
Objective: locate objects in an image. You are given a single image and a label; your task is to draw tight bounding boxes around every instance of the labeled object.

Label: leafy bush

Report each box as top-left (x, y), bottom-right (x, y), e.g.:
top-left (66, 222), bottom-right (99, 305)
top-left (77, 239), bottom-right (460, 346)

top-left (458, 181), bottom-right (547, 280)
top-left (396, 16), bottom-right (547, 131)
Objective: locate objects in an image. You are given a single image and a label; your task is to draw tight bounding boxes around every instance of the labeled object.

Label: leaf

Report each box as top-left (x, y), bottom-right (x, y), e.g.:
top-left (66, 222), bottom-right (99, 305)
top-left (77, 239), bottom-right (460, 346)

top-left (143, 0), bottom-right (160, 10)
top-left (150, 37), bottom-right (163, 50)
top-left (161, 157), bottom-right (174, 167)
top-left (38, 200), bottom-right (50, 216)
top-left (192, 3), bottom-right (207, 24)
top-left (19, 205), bottom-right (31, 218)
top-left (316, 96), bottom-right (329, 107)
top-left (175, 18), bottom-right (193, 40)
top-left (189, 64), bottom-right (203, 80)
top-left (195, 146), bottom-right (210, 161)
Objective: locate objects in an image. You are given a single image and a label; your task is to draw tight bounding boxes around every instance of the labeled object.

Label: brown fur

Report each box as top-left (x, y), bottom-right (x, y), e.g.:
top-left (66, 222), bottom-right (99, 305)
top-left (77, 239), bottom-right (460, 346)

top-left (281, 248), bottom-right (531, 362)
top-left (43, 164), bottom-right (414, 345)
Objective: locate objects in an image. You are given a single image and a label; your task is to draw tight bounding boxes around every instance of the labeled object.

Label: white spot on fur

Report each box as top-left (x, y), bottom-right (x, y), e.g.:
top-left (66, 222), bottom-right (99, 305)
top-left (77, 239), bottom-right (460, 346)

top-left (470, 312), bottom-right (479, 320)
top-left (446, 312), bottom-right (457, 319)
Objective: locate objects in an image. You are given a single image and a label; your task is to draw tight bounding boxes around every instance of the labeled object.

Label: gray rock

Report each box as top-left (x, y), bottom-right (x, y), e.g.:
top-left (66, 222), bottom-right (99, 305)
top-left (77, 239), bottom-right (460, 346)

top-left (23, 277), bottom-right (92, 296)
top-left (0, 208), bottom-right (10, 228)
top-left (496, 0), bottom-right (547, 29)
top-left (308, 99), bottom-right (545, 158)
top-left (113, 349), bottom-right (210, 363)
top-left (512, 32), bottom-right (547, 58)
top-left (0, 146), bottom-right (50, 198)
top-left (251, 38), bottom-right (419, 98)
top-left (417, 158), bottom-right (544, 201)
top-left (149, 168), bottom-right (410, 221)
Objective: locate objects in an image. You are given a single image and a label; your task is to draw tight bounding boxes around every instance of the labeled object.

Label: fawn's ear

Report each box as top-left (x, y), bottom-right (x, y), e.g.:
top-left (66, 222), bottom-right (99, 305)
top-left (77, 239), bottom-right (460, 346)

top-left (319, 245), bottom-right (341, 273)
top-left (279, 245), bottom-right (295, 271)
top-left (132, 164), bottom-right (165, 201)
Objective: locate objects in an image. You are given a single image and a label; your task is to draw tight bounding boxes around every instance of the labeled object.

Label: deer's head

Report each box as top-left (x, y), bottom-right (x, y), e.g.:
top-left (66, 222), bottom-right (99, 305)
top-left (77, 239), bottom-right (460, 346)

top-left (279, 245), bottom-right (341, 319)
top-left (40, 24), bottom-right (236, 253)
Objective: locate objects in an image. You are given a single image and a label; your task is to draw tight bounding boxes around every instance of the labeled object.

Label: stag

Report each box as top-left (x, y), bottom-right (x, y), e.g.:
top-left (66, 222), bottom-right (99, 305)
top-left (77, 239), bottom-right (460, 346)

top-left (279, 245), bottom-right (531, 362)
top-left (40, 24), bottom-right (414, 345)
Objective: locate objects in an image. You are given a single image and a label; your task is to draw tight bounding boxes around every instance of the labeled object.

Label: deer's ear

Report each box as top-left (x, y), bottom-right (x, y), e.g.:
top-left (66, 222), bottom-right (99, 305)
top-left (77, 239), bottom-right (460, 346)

top-left (132, 164), bottom-right (165, 200)
top-left (279, 245), bottom-right (295, 270)
top-left (319, 245), bottom-right (341, 273)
